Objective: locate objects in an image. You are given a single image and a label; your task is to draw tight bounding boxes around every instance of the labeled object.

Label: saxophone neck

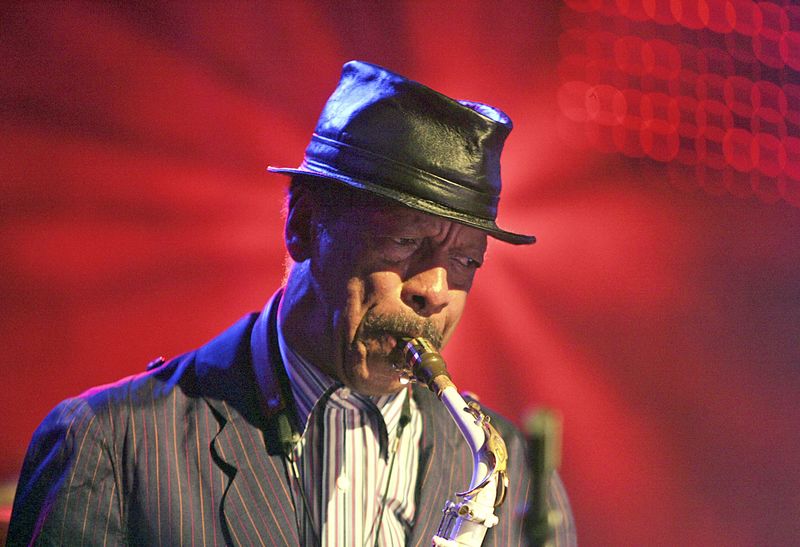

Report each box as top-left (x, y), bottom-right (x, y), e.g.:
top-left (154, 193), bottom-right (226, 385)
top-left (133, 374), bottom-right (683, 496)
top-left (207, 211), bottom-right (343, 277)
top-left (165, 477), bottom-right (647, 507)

top-left (400, 337), bottom-right (453, 396)
top-left (399, 337), bottom-right (510, 546)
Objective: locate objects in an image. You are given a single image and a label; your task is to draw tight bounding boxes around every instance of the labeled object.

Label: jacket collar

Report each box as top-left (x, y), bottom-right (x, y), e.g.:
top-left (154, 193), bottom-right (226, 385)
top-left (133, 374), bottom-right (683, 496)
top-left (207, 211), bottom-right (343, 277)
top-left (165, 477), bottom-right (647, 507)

top-left (194, 291), bottom-right (301, 544)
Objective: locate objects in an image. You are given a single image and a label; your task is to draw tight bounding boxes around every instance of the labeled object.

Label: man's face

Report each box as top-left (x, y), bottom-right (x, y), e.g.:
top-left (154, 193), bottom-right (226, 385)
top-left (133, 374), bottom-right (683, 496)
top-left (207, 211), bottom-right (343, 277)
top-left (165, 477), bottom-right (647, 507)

top-left (298, 198), bottom-right (487, 396)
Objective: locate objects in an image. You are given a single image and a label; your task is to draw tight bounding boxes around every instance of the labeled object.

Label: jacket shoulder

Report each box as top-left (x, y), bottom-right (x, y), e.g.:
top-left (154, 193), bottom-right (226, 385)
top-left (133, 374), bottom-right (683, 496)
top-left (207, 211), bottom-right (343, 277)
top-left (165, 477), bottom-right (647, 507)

top-left (75, 312), bottom-right (260, 417)
top-left (7, 312), bottom-right (262, 545)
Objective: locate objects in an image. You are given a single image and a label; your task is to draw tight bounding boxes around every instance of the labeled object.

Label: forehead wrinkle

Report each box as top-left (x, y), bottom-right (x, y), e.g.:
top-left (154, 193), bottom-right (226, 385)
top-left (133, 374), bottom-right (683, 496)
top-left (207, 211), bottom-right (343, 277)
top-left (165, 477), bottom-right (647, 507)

top-left (346, 204), bottom-right (441, 236)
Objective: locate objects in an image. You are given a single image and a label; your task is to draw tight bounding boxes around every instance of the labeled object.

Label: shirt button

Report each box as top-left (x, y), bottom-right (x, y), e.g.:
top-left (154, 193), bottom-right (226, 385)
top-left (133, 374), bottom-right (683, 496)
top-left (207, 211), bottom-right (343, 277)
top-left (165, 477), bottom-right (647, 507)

top-left (336, 475), bottom-right (351, 491)
top-left (339, 387), bottom-right (351, 399)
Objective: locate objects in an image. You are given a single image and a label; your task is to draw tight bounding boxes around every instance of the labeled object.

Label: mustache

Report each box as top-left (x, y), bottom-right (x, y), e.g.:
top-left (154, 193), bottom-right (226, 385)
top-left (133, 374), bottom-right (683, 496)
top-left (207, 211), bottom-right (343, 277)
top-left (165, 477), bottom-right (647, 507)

top-left (357, 310), bottom-right (443, 351)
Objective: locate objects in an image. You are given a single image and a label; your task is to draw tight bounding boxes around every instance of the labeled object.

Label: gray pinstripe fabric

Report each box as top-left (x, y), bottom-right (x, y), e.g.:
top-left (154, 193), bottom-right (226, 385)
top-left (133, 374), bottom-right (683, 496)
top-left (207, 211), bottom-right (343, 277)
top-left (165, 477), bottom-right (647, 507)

top-left (8, 293), bottom-right (576, 546)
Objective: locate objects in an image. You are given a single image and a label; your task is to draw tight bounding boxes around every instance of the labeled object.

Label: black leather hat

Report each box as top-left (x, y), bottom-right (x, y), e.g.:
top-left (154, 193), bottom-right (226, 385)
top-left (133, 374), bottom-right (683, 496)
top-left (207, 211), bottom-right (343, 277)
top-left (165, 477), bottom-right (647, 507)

top-left (268, 60), bottom-right (535, 244)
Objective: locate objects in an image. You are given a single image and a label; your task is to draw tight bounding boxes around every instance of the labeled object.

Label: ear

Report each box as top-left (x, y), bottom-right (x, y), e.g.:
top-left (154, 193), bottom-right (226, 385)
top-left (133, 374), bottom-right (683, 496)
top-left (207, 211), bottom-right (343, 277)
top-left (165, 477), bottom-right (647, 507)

top-left (285, 190), bottom-right (315, 262)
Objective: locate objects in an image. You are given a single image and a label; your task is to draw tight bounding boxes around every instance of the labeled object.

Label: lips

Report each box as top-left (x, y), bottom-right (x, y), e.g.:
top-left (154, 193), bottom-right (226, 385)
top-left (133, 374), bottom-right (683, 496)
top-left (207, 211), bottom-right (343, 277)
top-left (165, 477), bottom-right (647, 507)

top-left (361, 332), bottom-right (398, 357)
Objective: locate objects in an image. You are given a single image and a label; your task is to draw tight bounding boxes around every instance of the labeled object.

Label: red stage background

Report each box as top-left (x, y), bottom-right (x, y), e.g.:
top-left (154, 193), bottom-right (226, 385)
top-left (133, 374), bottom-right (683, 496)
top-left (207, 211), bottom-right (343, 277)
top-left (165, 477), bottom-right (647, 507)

top-left (2, 2), bottom-right (799, 545)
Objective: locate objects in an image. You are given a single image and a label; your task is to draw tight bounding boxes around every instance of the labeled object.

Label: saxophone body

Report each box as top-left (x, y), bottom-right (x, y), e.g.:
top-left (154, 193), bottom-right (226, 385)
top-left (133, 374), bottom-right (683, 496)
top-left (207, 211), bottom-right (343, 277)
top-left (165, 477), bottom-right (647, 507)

top-left (399, 338), bottom-right (509, 547)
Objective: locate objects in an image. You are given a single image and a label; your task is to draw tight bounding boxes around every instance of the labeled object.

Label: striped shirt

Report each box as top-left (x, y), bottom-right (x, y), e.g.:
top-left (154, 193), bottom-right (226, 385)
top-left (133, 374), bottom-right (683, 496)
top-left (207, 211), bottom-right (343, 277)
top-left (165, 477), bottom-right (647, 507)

top-left (276, 323), bottom-right (423, 546)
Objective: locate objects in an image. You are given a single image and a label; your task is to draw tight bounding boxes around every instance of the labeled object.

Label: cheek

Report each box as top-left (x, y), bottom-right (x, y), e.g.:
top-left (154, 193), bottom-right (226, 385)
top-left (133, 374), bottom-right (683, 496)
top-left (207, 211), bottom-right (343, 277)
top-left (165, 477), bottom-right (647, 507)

top-left (340, 277), bottom-right (367, 340)
top-left (342, 272), bottom-right (404, 316)
top-left (312, 226), bottom-right (364, 307)
top-left (441, 292), bottom-right (468, 345)
top-left (340, 272), bottom-right (402, 332)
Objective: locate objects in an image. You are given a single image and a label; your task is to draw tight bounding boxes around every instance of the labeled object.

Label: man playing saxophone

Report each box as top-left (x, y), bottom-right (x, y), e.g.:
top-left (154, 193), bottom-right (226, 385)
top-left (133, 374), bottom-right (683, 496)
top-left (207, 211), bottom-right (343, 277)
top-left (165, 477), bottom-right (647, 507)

top-left (9, 61), bottom-right (576, 546)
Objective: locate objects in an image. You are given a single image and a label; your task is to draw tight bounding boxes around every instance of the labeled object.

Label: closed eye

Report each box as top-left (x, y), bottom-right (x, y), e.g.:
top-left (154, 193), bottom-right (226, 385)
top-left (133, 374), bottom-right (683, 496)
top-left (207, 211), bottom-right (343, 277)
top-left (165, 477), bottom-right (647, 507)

top-left (452, 254), bottom-right (482, 269)
top-left (390, 237), bottom-right (420, 247)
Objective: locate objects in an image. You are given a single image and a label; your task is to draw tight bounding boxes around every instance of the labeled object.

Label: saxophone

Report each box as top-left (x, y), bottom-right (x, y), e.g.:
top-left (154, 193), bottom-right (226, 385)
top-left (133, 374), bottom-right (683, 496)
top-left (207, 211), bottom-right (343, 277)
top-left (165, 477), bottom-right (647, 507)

top-left (398, 338), bottom-right (509, 547)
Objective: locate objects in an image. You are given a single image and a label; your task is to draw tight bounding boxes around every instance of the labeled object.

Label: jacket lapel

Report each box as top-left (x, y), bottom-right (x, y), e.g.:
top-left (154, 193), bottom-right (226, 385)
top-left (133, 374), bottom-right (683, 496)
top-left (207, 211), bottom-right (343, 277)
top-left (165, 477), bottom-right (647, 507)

top-left (196, 294), bottom-right (300, 546)
top-left (209, 401), bottom-right (299, 546)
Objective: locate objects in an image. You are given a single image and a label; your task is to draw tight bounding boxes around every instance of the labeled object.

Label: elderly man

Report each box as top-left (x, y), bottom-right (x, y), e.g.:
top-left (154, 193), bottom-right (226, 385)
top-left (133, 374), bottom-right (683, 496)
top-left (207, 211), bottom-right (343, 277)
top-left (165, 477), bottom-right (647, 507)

top-left (8, 61), bottom-right (575, 546)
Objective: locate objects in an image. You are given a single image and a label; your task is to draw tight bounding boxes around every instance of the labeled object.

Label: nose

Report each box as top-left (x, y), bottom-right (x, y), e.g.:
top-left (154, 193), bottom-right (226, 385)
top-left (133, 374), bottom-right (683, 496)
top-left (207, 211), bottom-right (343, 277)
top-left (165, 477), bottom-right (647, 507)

top-left (401, 266), bottom-right (451, 316)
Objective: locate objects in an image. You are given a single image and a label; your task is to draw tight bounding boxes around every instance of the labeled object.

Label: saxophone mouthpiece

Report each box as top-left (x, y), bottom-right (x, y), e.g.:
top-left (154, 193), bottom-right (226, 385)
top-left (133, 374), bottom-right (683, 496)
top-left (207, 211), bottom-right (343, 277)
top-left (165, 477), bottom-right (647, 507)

top-left (400, 337), bottom-right (454, 396)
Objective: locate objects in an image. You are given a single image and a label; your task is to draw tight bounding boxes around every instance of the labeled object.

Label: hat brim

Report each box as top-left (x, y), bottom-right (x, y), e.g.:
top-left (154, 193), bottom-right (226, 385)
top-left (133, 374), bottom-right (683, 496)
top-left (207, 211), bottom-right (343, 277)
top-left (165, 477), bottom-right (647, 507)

top-left (268, 164), bottom-right (536, 245)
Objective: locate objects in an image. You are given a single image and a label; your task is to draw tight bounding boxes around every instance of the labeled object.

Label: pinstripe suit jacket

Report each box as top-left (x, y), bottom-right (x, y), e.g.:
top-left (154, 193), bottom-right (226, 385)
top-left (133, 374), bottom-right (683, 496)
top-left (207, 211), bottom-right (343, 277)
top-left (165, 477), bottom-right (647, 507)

top-left (8, 293), bottom-right (576, 546)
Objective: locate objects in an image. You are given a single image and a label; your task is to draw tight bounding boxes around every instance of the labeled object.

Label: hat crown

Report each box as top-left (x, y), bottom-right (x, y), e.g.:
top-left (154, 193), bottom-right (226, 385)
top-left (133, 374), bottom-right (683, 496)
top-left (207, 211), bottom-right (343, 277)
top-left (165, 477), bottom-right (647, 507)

top-left (312, 61), bottom-right (512, 201)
